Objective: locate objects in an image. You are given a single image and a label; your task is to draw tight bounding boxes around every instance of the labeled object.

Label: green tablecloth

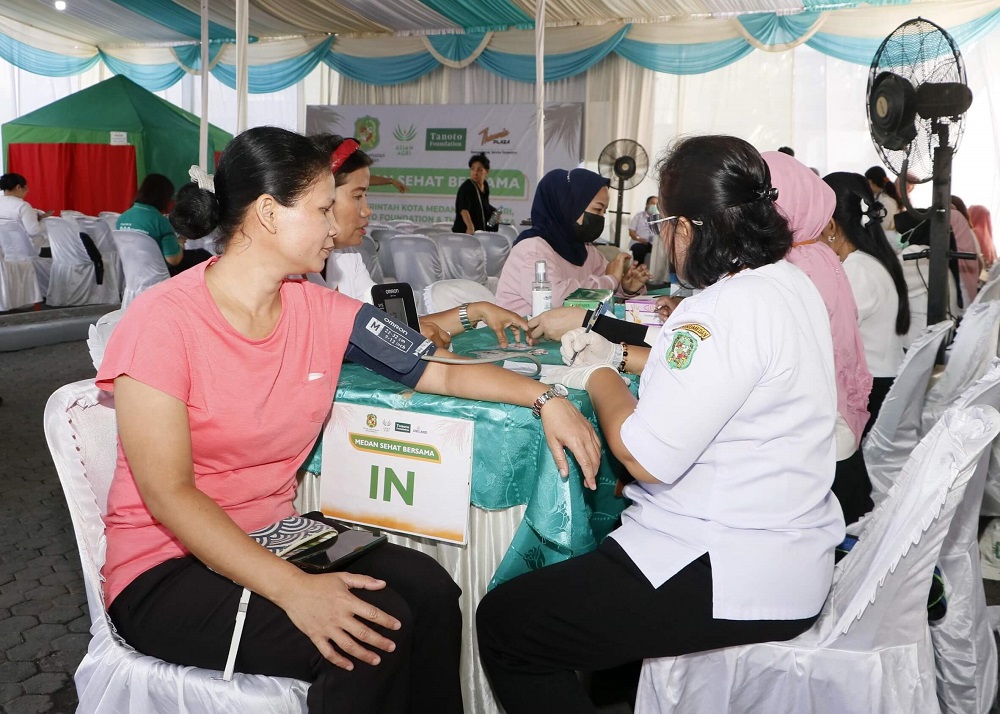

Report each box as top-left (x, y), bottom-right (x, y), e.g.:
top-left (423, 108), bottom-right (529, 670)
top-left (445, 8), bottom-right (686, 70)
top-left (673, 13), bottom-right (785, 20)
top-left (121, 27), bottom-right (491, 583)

top-left (303, 329), bottom-right (633, 589)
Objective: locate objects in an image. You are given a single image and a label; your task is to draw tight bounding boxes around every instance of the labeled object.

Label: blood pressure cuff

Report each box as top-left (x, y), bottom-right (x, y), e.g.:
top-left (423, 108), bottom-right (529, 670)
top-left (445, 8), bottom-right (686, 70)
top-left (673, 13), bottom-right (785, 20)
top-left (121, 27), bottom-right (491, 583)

top-left (344, 303), bottom-right (437, 388)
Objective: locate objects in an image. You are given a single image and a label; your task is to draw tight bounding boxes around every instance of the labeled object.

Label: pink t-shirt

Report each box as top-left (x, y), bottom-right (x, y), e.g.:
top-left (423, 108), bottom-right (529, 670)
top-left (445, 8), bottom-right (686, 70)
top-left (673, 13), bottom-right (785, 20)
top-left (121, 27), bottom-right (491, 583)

top-left (96, 259), bottom-right (361, 605)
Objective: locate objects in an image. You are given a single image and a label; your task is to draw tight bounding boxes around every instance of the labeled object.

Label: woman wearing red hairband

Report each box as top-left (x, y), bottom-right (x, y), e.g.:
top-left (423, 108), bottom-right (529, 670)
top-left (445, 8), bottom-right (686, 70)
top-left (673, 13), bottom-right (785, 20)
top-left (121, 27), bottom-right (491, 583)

top-left (96, 126), bottom-right (602, 713)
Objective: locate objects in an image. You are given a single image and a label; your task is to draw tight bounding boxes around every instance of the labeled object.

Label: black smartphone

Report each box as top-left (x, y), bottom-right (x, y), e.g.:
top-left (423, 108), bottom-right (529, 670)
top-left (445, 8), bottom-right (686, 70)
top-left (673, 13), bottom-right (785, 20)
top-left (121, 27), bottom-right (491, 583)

top-left (292, 529), bottom-right (388, 573)
top-left (371, 282), bottom-right (420, 330)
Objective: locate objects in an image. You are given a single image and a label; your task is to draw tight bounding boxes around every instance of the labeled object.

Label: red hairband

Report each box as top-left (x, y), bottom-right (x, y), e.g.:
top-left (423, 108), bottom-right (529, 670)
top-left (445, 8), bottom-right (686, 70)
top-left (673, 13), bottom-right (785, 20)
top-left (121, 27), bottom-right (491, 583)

top-left (330, 138), bottom-right (360, 173)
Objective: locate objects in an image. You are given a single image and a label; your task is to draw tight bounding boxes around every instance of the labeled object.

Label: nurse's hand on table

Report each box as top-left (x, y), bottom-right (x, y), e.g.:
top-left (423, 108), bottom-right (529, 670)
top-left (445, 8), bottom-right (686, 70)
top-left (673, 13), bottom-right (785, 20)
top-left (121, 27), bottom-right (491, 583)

top-left (537, 394), bottom-right (603, 489)
top-left (281, 570), bottom-right (401, 671)
top-left (419, 319), bottom-right (452, 348)
top-left (527, 306), bottom-right (587, 342)
top-left (560, 328), bottom-right (622, 367)
top-left (469, 302), bottom-right (530, 347)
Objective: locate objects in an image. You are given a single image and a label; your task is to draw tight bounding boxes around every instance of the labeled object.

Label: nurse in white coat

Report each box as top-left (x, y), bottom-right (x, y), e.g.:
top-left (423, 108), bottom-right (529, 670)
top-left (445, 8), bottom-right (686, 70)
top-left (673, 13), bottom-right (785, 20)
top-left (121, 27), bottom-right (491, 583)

top-left (476, 135), bottom-right (845, 713)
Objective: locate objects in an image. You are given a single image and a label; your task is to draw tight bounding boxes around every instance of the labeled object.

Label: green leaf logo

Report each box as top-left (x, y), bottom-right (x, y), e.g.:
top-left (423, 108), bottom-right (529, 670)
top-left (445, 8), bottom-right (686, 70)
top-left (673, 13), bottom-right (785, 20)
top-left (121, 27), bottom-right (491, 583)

top-left (393, 124), bottom-right (417, 143)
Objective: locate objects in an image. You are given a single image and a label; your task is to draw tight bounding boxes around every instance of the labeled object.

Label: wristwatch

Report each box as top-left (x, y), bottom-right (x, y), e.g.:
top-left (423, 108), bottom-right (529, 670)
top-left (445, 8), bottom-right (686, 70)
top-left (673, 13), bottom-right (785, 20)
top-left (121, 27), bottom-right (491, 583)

top-left (531, 383), bottom-right (569, 418)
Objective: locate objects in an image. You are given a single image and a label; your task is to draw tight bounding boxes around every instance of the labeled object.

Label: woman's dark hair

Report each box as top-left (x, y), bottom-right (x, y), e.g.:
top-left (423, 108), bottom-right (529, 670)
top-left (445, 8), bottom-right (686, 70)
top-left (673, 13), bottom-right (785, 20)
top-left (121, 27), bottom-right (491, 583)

top-left (311, 133), bottom-right (373, 186)
top-left (0, 173), bottom-right (27, 192)
top-left (824, 171), bottom-right (910, 335)
top-left (657, 135), bottom-right (793, 288)
top-left (864, 166), bottom-right (901, 204)
top-left (170, 126), bottom-right (328, 252)
top-left (135, 173), bottom-right (176, 213)
top-left (469, 153), bottom-right (490, 171)
top-left (951, 194), bottom-right (971, 223)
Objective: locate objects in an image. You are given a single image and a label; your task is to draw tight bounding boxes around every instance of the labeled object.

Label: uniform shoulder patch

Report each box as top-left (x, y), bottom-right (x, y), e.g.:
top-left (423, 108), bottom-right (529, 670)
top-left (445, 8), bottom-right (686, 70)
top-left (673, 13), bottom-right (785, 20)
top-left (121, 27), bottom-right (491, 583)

top-left (666, 331), bottom-right (698, 370)
top-left (674, 323), bottom-right (711, 340)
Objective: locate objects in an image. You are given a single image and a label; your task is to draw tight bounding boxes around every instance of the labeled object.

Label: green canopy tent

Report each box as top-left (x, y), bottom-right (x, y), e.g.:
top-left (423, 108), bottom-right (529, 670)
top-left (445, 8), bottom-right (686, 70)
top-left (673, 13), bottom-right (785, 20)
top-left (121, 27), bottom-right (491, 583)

top-left (1, 75), bottom-right (231, 216)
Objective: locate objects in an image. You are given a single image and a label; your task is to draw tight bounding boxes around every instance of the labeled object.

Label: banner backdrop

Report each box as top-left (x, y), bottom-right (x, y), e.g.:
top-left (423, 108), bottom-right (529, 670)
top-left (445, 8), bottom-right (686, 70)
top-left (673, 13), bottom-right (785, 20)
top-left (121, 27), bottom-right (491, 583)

top-left (305, 103), bottom-right (583, 226)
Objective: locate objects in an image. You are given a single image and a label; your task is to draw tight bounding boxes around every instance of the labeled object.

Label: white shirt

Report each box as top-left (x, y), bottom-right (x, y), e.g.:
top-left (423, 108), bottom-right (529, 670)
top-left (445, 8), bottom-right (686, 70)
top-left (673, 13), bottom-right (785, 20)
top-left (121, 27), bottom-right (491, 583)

top-left (628, 209), bottom-right (657, 246)
top-left (324, 250), bottom-right (375, 303)
top-left (612, 259), bottom-right (844, 620)
top-left (0, 194), bottom-right (46, 249)
top-left (843, 251), bottom-right (904, 378)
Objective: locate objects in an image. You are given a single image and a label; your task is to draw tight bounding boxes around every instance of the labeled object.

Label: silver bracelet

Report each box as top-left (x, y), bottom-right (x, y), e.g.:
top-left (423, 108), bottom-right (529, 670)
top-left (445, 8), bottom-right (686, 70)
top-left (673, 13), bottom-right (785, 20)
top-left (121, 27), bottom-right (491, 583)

top-left (458, 303), bottom-right (474, 332)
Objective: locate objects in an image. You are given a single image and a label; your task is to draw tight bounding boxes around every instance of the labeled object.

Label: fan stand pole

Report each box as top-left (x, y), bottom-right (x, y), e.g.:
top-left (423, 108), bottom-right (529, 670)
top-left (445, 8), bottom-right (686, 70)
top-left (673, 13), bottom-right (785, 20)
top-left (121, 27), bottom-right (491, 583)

top-left (614, 176), bottom-right (625, 247)
top-left (927, 126), bottom-right (953, 326)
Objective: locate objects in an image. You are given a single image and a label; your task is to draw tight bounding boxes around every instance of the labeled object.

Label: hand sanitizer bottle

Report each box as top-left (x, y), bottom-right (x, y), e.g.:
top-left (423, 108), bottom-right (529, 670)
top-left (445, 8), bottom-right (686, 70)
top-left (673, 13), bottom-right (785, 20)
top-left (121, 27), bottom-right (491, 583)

top-left (531, 260), bottom-right (553, 318)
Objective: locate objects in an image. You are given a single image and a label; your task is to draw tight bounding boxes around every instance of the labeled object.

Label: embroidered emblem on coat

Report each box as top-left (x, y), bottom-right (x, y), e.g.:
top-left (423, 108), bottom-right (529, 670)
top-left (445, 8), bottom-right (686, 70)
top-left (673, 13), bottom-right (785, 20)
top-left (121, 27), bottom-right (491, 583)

top-left (674, 323), bottom-right (711, 340)
top-left (666, 331), bottom-right (698, 370)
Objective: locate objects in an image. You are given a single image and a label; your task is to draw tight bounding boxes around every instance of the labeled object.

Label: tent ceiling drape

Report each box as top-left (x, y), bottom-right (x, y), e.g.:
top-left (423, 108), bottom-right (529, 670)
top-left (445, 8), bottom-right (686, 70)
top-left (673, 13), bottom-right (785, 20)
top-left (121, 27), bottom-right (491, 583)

top-left (2, 0), bottom-right (999, 93)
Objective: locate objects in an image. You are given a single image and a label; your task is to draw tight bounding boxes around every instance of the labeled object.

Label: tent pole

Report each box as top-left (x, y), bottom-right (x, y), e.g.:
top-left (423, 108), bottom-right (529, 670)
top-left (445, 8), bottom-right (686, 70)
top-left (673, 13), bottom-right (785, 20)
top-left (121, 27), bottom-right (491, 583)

top-left (535, 0), bottom-right (546, 190)
top-left (199, 0), bottom-right (209, 170)
top-left (236, 0), bottom-right (248, 134)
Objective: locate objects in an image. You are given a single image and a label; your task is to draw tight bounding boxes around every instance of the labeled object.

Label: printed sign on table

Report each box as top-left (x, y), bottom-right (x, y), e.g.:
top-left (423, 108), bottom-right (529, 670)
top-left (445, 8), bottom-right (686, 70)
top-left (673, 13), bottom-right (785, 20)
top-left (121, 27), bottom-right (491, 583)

top-left (320, 403), bottom-right (474, 545)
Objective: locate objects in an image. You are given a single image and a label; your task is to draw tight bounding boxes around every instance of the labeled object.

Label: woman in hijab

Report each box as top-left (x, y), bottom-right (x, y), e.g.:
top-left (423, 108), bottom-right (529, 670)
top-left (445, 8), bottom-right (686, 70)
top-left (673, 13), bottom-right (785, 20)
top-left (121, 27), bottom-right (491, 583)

top-left (495, 168), bottom-right (649, 316)
top-left (763, 151), bottom-right (874, 525)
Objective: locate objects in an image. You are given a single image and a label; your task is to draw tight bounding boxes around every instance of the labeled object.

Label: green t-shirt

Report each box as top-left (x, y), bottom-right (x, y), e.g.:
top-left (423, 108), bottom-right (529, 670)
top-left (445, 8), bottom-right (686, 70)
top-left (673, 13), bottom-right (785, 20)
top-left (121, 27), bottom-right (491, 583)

top-left (116, 202), bottom-right (181, 259)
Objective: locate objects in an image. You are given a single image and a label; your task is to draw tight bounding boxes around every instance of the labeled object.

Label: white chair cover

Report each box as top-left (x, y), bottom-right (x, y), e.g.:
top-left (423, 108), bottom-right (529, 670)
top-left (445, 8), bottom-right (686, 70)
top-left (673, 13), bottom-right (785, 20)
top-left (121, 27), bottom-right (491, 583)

top-left (474, 231), bottom-right (513, 280)
top-left (44, 217), bottom-right (103, 306)
top-left (973, 276), bottom-right (1000, 306)
top-left (43, 380), bottom-right (310, 713)
top-left (87, 309), bottom-right (123, 371)
top-left (863, 321), bottom-right (953, 506)
top-left (435, 233), bottom-right (488, 286)
top-left (98, 212), bottom-right (121, 232)
top-left (635, 405), bottom-right (1000, 714)
top-left (932, 361), bottom-right (1000, 714)
top-left (112, 230), bottom-right (170, 309)
top-left (359, 235), bottom-right (384, 285)
top-left (0, 220), bottom-right (43, 309)
top-left (78, 217), bottom-right (123, 304)
top-left (923, 301), bottom-right (1000, 433)
top-left (495, 224), bottom-right (518, 243)
top-left (60, 210), bottom-right (88, 222)
top-left (989, 260), bottom-right (1000, 285)
top-left (420, 225), bottom-right (452, 236)
top-left (387, 220), bottom-right (420, 233)
top-left (369, 228), bottom-right (400, 282)
top-left (423, 279), bottom-right (497, 316)
top-left (384, 234), bottom-right (441, 314)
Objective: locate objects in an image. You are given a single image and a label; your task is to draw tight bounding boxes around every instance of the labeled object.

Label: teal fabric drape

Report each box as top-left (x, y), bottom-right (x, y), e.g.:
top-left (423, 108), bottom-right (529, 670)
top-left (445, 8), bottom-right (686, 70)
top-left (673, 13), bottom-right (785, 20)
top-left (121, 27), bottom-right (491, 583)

top-left (99, 51), bottom-right (186, 91)
top-left (0, 32), bottom-right (99, 77)
top-left (426, 31), bottom-right (488, 62)
top-left (324, 50), bottom-right (440, 86)
top-left (617, 36), bottom-right (754, 75)
top-left (173, 42), bottom-right (226, 71)
top-left (211, 37), bottom-right (333, 93)
top-left (108, 0), bottom-right (238, 40)
top-left (739, 11), bottom-right (821, 46)
top-left (478, 25), bottom-right (630, 82)
top-left (419, 0), bottom-right (532, 32)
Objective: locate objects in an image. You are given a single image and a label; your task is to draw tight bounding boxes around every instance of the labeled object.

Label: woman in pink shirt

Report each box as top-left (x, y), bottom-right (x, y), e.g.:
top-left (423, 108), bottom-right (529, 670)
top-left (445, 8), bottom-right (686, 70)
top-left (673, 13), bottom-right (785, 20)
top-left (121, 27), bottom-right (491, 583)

top-left (96, 127), bottom-right (601, 714)
top-left (495, 168), bottom-right (649, 315)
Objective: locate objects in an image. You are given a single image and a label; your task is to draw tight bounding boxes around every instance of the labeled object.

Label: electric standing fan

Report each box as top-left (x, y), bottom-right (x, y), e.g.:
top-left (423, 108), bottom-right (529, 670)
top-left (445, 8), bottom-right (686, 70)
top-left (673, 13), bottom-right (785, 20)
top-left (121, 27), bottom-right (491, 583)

top-left (867, 17), bottom-right (974, 325)
top-left (598, 139), bottom-right (649, 246)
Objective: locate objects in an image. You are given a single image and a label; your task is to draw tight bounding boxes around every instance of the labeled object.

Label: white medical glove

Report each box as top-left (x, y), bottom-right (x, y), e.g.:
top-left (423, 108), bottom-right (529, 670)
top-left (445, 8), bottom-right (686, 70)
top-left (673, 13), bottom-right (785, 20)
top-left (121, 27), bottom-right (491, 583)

top-left (542, 364), bottom-right (620, 391)
top-left (559, 327), bottom-right (623, 367)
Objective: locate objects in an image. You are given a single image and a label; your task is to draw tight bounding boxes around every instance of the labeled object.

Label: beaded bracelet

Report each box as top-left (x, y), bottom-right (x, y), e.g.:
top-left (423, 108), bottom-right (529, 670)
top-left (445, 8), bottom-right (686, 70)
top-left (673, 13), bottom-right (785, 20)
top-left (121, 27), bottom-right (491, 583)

top-left (618, 342), bottom-right (629, 373)
top-left (458, 303), bottom-right (474, 332)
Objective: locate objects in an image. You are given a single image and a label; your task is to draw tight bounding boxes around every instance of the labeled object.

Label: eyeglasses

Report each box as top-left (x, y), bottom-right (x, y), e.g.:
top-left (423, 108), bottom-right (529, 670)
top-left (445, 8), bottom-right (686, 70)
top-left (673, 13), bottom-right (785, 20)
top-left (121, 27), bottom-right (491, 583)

top-left (648, 215), bottom-right (703, 228)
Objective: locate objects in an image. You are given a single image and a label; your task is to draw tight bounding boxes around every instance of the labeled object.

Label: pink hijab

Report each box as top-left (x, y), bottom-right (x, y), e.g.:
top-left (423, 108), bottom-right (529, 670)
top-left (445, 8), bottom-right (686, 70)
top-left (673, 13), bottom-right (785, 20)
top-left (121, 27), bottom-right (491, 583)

top-left (763, 151), bottom-right (873, 449)
top-left (969, 205), bottom-right (996, 267)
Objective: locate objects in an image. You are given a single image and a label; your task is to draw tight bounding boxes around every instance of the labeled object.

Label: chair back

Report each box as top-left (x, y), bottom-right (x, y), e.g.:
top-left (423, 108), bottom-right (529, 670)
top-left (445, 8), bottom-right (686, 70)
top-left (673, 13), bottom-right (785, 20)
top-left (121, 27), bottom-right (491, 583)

top-left (496, 223), bottom-right (518, 243)
top-left (974, 276), bottom-right (1000, 306)
top-left (0, 219), bottom-right (37, 260)
top-left (384, 234), bottom-right (441, 313)
top-left (88, 309), bottom-right (124, 371)
top-left (387, 220), bottom-right (420, 233)
top-left (45, 217), bottom-right (90, 265)
top-left (864, 321), bottom-right (952, 504)
top-left (358, 235), bottom-right (384, 284)
top-left (113, 230), bottom-right (170, 308)
top-left (0, 220), bottom-right (42, 309)
top-left (78, 217), bottom-right (123, 303)
top-left (435, 232), bottom-right (488, 285)
top-left (923, 301), bottom-right (1000, 433)
top-left (420, 225), bottom-right (452, 236)
top-left (423, 279), bottom-right (496, 315)
top-left (98, 212), bottom-right (121, 232)
top-left (370, 228), bottom-right (400, 281)
top-left (474, 231), bottom-right (513, 279)
top-left (820, 405), bottom-right (1000, 651)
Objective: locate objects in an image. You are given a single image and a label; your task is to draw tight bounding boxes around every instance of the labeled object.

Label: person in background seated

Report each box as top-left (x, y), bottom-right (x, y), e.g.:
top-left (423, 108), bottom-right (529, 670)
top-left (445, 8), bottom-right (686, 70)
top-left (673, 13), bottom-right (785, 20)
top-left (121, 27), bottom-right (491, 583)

top-left (100, 126), bottom-right (601, 714)
top-left (117, 174), bottom-right (183, 271)
top-left (478, 135), bottom-right (844, 713)
top-left (168, 182), bottom-right (215, 275)
top-left (495, 168), bottom-right (650, 316)
top-left (777, 146), bottom-right (795, 157)
top-left (969, 205), bottom-right (996, 268)
top-left (0, 173), bottom-right (52, 253)
top-left (453, 152), bottom-right (498, 235)
top-left (864, 166), bottom-right (901, 234)
top-left (950, 195), bottom-right (983, 304)
top-left (627, 196), bottom-right (658, 266)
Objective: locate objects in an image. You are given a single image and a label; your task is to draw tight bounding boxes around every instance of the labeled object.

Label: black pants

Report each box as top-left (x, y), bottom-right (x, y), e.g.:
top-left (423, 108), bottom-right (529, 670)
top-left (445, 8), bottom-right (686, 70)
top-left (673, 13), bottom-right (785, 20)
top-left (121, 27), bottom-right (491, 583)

top-left (477, 539), bottom-right (818, 713)
top-left (630, 242), bottom-right (652, 266)
top-left (109, 544), bottom-right (463, 714)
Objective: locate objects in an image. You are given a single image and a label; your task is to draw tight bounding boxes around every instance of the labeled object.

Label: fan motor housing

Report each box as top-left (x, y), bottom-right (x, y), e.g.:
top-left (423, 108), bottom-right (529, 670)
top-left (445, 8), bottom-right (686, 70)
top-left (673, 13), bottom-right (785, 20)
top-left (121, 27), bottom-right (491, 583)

top-left (613, 156), bottom-right (636, 180)
top-left (869, 72), bottom-right (918, 151)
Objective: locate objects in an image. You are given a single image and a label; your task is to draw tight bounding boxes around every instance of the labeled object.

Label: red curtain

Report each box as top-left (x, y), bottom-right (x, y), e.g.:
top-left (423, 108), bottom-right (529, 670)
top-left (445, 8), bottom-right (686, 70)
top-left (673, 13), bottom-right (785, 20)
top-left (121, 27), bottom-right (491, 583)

top-left (7, 143), bottom-right (137, 216)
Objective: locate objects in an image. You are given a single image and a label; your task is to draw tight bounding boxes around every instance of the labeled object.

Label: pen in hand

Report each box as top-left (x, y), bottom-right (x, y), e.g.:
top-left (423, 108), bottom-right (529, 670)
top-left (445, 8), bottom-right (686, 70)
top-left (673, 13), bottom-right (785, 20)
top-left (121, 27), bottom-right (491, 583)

top-left (568, 301), bottom-right (607, 366)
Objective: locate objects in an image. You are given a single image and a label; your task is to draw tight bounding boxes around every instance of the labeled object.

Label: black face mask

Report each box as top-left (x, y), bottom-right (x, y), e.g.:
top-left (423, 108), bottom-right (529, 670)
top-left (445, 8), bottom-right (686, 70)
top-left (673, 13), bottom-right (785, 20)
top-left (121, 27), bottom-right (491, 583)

top-left (574, 212), bottom-right (605, 243)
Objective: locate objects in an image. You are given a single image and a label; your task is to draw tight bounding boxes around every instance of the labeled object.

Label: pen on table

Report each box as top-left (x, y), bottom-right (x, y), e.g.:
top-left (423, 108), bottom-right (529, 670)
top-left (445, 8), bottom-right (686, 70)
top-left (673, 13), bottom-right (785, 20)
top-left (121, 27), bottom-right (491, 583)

top-left (568, 301), bottom-right (607, 366)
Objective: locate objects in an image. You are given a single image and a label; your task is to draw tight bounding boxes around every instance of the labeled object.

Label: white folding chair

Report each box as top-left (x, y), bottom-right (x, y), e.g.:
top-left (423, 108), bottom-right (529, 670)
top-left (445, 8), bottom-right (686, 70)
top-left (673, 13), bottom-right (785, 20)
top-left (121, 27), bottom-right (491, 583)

top-left (635, 405), bottom-right (1000, 714)
top-left (932, 361), bottom-right (1000, 714)
top-left (0, 219), bottom-right (43, 309)
top-left (863, 321), bottom-right (953, 507)
top-left (112, 230), bottom-right (170, 309)
top-left (384, 234), bottom-right (441, 314)
top-left (44, 217), bottom-right (103, 306)
top-left (423, 279), bottom-right (496, 316)
top-left (474, 231), bottom-right (513, 294)
top-left (78, 217), bottom-right (123, 304)
top-left (98, 212), bottom-right (121, 232)
top-left (87, 309), bottom-right (123, 371)
top-left (44, 380), bottom-right (309, 713)
top-left (974, 275), bottom-right (1000, 306)
top-left (495, 224), bottom-right (518, 244)
top-left (435, 232), bottom-right (488, 286)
